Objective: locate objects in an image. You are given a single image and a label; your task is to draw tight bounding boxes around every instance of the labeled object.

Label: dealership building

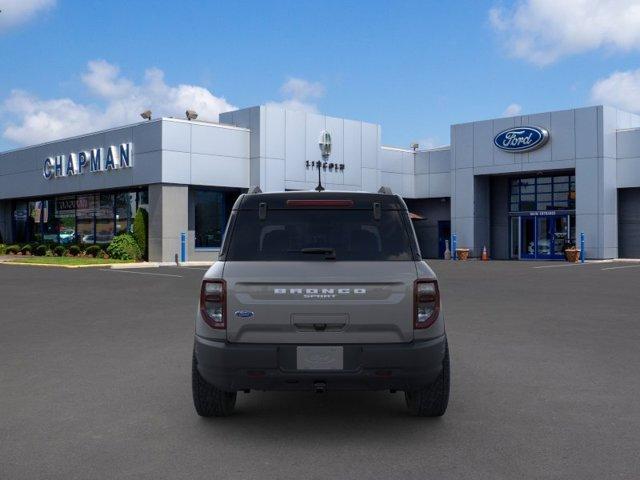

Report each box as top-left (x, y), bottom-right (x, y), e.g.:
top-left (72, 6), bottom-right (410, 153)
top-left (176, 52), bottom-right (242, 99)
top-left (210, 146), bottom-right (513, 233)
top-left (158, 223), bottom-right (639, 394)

top-left (1, 104), bottom-right (639, 262)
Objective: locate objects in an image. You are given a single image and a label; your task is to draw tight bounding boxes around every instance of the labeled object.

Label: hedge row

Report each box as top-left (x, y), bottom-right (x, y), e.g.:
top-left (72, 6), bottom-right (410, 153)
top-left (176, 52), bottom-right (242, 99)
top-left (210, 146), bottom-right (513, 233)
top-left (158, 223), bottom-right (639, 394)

top-left (1, 232), bottom-right (142, 260)
top-left (1, 208), bottom-right (148, 261)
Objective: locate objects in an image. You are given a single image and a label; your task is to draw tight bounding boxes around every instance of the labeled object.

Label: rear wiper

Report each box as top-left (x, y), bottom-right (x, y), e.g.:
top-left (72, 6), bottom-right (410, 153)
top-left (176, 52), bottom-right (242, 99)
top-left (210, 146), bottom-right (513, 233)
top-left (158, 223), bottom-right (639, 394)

top-left (299, 247), bottom-right (336, 260)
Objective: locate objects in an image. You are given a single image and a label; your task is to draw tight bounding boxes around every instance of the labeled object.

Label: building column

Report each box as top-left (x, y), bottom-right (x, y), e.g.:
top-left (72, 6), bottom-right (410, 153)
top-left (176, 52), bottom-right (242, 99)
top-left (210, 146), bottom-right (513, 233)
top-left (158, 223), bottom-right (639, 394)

top-left (148, 184), bottom-right (188, 263)
top-left (575, 156), bottom-right (617, 259)
top-left (451, 169), bottom-right (490, 257)
top-left (473, 176), bottom-right (491, 257)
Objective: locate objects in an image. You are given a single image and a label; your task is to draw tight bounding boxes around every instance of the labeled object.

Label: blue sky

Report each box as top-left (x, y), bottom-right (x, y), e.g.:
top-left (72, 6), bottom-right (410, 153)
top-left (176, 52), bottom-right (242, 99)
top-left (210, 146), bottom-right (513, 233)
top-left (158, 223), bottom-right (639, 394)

top-left (2, 0), bottom-right (640, 151)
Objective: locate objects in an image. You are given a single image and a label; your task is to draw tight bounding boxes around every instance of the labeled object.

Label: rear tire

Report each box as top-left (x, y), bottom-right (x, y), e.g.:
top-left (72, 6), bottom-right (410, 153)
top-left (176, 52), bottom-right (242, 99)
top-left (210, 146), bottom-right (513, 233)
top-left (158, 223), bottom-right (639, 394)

top-left (405, 341), bottom-right (450, 417)
top-left (192, 352), bottom-right (237, 417)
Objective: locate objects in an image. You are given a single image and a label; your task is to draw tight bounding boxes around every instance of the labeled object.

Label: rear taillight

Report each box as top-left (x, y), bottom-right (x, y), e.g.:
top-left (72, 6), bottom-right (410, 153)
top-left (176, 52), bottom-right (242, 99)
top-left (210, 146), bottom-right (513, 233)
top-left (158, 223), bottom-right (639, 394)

top-left (200, 279), bottom-right (226, 329)
top-left (414, 279), bottom-right (440, 329)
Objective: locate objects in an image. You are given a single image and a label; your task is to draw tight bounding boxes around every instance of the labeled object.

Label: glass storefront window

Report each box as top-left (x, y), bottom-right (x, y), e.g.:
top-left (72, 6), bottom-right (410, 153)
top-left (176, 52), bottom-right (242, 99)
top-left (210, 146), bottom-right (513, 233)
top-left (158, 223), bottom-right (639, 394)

top-left (138, 190), bottom-right (149, 206)
top-left (520, 194), bottom-right (536, 211)
top-left (95, 194), bottom-right (115, 244)
top-left (55, 195), bottom-right (76, 244)
top-left (76, 194), bottom-right (95, 244)
top-left (41, 200), bottom-right (59, 243)
top-left (510, 174), bottom-right (576, 212)
top-left (115, 192), bottom-right (136, 235)
top-left (195, 190), bottom-right (225, 249)
top-left (13, 201), bottom-right (28, 243)
top-left (12, 188), bottom-right (147, 245)
top-left (28, 201), bottom-right (43, 242)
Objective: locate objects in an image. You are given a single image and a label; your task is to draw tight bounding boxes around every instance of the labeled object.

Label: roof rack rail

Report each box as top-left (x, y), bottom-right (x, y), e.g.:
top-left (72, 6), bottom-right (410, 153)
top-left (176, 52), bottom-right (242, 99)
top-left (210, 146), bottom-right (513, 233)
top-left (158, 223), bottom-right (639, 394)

top-left (247, 186), bottom-right (262, 194)
top-left (377, 186), bottom-right (393, 195)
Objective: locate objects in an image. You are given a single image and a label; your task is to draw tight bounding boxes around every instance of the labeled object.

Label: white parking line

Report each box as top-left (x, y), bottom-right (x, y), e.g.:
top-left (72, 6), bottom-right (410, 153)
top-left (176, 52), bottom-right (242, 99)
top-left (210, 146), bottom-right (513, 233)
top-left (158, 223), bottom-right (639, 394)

top-left (532, 263), bottom-right (587, 269)
top-left (601, 264), bottom-right (640, 271)
top-left (99, 269), bottom-right (183, 277)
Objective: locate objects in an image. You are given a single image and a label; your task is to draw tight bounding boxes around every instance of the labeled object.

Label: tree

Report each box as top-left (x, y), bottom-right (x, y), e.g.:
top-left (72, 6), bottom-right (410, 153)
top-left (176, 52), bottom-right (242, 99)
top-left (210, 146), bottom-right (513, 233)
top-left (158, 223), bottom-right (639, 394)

top-left (132, 207), bottom-right (148, 260)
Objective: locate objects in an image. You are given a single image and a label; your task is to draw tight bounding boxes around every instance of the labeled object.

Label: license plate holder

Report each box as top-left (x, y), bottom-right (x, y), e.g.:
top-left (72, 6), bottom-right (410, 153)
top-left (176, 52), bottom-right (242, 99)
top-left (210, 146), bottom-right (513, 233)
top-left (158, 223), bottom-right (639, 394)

top-left (296, 346), bottom-right (343, 371)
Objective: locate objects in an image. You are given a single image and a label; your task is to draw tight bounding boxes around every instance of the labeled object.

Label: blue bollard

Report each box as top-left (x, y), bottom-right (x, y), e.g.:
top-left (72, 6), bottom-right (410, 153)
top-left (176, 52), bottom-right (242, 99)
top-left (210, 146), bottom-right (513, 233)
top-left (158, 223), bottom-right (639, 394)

top-left (180, 232), bottom-right (187, 263)
top-left (452, 233), bottom-right (457, 261)
top-left (580, 232), bottom-right (585, 263)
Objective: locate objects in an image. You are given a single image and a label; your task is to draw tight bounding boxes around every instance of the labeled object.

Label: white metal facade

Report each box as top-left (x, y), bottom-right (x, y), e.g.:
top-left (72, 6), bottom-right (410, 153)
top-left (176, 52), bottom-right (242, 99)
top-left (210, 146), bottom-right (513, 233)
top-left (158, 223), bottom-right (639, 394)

top-left (2, 104), bottom-right (640, 261)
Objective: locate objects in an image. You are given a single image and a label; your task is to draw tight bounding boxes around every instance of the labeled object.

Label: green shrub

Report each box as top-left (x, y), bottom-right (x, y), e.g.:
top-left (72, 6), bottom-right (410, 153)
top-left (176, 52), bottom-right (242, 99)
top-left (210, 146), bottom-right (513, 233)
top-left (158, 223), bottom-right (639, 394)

top-left (21, 245), bottom-right (32, 255)
top-left (107, 233), bottom-right (141, 260)
top-left (132, 208), bottom-right (148, 260)
top-left (34, 245), bottom-right (48, 256)
top-left (68, 245), bottom-right (81, 256)
top-left (6, 245), bottom-right (19, 254)
top-left (85, 245), bottom-right (103, 257)
top-left (0, 244), bottom-right (5, 255)
top-left (53, 245), bottom-right (66, 257)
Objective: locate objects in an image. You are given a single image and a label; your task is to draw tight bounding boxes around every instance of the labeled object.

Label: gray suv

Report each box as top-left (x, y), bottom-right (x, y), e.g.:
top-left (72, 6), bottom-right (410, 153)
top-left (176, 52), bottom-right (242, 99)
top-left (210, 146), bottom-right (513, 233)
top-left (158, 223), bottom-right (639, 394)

top-left (192, 188), bottom-right (450, 417)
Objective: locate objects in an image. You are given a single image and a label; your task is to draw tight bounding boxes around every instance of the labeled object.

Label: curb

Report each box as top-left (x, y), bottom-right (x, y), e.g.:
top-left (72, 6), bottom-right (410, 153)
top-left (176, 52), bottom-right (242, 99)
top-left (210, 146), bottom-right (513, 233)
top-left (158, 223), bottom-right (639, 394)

top-left (110, 262), bottom-right (160, 269)
top-left (0, 260), bottom-right (212, 269)
top-left (1, 261), bottom-right (136, 269)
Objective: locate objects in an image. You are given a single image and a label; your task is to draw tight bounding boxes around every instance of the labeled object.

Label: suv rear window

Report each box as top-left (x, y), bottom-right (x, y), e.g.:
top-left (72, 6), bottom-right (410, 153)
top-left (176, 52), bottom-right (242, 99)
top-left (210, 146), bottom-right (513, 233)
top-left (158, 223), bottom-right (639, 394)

top-left (225, 209), bottom-right (415, 261)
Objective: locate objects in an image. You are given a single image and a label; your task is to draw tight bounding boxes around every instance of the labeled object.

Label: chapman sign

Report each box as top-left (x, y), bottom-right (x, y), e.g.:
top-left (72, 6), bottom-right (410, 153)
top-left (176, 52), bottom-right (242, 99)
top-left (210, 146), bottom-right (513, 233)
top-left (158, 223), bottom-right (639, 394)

top-left (494, 126), bottom-right (549, 153)
top-left (43, 143), bottom-right (133, 179)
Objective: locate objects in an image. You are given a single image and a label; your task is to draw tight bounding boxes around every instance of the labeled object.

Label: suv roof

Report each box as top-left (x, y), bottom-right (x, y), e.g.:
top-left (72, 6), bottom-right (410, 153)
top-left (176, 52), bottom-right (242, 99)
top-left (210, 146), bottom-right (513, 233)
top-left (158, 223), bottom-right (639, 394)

top-left (235, 190), bottom-right (408, 211)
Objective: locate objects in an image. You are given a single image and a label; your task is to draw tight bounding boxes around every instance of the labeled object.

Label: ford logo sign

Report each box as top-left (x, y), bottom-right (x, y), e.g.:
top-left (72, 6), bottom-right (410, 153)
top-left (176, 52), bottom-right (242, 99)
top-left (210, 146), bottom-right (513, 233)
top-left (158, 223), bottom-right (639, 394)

top-left (234, 310), bottom-right (254, 318)
top-left (494, 126), bottom-right (549, 153)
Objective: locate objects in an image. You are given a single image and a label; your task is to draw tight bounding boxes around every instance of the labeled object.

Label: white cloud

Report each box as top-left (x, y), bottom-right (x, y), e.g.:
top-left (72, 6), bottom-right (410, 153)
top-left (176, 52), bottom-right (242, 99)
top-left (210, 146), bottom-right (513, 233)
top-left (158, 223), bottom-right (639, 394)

top-left (280, 77), bottom-right (325, 100)
top-left (591, 69), bottom-right (640, 112)
top-left (81, 60), bottom-right (134, 99)
top-left (502, 103), bottom-right (522, 116)
top-left (489, 0), bottom-right (640, 66)
top-left (0, 0), bottom-right (55, 32)
top-left (1, 60), bottom-right (236, 145)
top-left (267, 77), bottom-right (325, 112)
top-left (3, 91), bottom-right (98, 145)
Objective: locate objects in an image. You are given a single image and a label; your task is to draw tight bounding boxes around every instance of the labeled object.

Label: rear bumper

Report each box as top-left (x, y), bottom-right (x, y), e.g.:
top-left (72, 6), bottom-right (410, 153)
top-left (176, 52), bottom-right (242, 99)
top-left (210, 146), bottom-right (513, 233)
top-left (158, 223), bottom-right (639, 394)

top-left (194, 334), bottom-right (447, 392)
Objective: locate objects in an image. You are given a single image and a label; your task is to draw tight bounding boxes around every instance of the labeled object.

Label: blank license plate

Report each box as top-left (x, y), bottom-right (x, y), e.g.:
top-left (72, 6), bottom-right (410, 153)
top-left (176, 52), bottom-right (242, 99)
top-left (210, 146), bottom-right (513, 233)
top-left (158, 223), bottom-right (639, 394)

top-left (296, 346), bottom-right (343, 370)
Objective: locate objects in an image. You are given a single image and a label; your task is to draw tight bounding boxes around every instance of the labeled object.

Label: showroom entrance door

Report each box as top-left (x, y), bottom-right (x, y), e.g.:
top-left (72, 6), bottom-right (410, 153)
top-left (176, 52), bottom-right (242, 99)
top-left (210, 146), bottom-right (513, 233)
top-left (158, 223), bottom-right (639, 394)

top-left (514, 214), bottom-right (571, 260)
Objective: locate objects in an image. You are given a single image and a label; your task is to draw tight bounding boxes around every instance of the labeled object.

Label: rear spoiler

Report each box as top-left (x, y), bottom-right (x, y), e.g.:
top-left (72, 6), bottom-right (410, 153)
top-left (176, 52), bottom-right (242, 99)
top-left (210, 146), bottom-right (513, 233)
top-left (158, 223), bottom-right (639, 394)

top-left (248, 185), bottom-right (392, 195)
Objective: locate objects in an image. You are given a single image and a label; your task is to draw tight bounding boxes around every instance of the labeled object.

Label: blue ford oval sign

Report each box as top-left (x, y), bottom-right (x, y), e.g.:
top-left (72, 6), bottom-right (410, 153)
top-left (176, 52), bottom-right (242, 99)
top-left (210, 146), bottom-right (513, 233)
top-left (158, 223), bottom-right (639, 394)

top-left (234, 310), bottom-right (254, 318)
top-left (494, 126), bottom-right (549, 153)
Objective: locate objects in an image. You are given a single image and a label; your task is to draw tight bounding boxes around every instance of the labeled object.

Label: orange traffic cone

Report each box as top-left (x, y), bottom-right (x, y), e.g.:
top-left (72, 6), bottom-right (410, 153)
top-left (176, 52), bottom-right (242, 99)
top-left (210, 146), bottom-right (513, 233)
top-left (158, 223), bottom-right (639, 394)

top-left (482, 245), bottom-right (489, 261)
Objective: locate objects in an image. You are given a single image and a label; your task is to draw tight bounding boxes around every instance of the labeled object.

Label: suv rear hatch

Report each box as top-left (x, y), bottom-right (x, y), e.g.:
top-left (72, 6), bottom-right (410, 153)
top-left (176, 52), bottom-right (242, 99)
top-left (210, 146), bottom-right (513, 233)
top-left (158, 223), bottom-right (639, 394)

top-left (220, 193), bottom-right (420, 344)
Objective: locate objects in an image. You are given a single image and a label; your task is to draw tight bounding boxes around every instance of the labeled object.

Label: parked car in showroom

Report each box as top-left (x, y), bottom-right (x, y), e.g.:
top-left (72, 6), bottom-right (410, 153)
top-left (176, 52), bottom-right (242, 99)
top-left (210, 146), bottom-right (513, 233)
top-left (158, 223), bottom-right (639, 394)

top-left (192, 187), bottom-right (450, 417)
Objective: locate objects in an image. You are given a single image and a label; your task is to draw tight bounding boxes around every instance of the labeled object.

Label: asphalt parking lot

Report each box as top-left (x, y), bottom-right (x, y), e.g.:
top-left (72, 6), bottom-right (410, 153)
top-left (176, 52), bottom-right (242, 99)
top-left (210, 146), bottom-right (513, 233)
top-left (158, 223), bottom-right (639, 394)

top-left (1, 260), bottom-right (640, 479)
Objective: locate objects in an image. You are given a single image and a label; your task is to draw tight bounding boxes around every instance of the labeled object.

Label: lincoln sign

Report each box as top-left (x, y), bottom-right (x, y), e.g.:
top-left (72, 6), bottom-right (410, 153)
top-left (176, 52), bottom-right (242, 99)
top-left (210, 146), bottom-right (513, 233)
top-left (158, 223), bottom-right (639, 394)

top-left (43, 143), bottom-right (133, 179)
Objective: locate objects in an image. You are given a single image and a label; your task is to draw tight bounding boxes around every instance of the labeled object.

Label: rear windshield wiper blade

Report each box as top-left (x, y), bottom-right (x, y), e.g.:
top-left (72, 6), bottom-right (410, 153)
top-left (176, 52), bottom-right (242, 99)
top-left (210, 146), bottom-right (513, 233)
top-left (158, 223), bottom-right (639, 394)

top-left (299, 247), bottom-right (337, 259)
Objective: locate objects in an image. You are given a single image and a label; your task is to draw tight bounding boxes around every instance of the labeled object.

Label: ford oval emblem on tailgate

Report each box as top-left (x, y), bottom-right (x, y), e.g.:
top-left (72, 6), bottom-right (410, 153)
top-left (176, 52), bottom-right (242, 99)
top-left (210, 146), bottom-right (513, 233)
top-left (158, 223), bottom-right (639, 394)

top-left (234, 310), bottom-right (254, 318)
